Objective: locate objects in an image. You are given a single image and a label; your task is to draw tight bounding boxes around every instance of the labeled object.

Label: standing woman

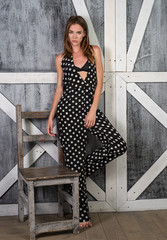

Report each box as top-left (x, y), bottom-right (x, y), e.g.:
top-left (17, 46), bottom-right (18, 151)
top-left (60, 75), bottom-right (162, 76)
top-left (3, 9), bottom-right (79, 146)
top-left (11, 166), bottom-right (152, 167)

top-left (47, 16), bottom-right (127, 228)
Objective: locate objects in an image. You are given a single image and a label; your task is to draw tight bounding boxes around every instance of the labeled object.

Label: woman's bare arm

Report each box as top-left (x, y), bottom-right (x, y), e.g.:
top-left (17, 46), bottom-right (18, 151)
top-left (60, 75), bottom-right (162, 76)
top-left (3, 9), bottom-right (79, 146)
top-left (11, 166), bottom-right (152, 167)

top-left (84, 45), bottom-right (103, 128)
top-left (47, 54), bottom-right (64, 136)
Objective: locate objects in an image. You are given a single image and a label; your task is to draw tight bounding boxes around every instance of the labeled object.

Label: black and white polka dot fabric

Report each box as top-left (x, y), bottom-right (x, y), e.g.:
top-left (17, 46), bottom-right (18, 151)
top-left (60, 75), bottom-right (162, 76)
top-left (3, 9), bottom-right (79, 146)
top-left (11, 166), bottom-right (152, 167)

top-left (56, 56), bottom-right (127, 222)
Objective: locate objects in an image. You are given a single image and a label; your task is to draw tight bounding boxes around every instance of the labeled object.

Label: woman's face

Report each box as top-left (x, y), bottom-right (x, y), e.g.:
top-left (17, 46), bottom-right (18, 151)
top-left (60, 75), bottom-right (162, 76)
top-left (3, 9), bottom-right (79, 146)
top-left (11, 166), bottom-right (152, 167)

top-left (68, 24), bottom-right (85, 47)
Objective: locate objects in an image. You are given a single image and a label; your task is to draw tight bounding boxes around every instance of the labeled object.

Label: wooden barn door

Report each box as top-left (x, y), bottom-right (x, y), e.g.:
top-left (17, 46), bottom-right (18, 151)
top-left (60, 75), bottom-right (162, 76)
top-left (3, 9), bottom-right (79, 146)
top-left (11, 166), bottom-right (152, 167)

top-left (115, 0), bottom-right (167, 211)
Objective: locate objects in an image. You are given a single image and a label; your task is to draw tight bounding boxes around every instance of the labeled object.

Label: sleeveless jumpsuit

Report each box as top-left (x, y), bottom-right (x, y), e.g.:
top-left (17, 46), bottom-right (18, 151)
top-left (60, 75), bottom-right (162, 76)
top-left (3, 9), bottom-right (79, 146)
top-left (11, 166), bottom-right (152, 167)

top-left (56, 56), bottom-right (127, 222)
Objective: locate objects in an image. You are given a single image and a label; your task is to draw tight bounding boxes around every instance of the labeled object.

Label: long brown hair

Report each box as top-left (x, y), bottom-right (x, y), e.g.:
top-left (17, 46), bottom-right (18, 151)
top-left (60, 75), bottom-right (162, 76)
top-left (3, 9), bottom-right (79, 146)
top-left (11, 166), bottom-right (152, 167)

top-left (63, 16), bottom-right (94, 63)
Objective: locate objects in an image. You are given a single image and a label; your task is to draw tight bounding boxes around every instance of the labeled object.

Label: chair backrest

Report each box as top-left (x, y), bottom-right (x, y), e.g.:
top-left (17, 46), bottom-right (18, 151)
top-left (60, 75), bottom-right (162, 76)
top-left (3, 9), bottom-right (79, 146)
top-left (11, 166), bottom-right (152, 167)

top-left (16, 105), bottom-right (64, 168)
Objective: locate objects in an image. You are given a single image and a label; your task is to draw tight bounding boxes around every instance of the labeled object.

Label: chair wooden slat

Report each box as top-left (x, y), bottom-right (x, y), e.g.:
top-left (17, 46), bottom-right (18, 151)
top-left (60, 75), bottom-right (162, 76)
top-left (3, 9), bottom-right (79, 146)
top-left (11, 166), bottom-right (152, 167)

top-left (21, 111), bottom-right (50, 119)
top-left (23, 134), bottom-right (57, 142)
top-left (16, 105), bottom-right (24, 168)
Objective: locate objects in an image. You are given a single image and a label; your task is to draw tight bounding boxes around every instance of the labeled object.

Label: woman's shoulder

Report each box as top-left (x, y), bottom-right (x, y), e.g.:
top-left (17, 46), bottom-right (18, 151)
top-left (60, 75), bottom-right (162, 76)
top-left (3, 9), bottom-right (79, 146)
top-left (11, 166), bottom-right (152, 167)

top-left (91, 45), bottom-right (101, 56)
top-left (90, 45), bottom-right (101, 63)
top-left (55, 53), bottom-right (64, 65)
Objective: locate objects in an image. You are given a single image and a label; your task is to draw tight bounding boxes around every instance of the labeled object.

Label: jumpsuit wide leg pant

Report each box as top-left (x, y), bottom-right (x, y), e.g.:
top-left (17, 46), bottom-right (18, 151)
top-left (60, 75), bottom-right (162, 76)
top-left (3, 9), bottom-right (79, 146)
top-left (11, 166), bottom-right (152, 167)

top-left (57, 108), bottom-right (127, 222)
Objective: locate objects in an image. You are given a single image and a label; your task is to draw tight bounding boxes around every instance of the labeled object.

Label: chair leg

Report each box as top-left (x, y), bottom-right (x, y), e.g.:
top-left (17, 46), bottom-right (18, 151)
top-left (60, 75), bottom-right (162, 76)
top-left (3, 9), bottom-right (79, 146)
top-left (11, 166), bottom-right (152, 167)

top-left (58, 185), bottom-right (64, 218)
top-left (18, 173), bottom-right (24, 222)
top-left (28, 181), bottom-right (36, 240)
top-left (72, 177), bottom-right (80, 234)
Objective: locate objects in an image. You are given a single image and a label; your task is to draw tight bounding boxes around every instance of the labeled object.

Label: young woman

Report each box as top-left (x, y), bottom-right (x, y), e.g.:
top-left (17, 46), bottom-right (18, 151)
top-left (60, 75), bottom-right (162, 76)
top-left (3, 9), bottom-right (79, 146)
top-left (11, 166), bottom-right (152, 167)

top-left (47, 16), bottom-right (127, 228)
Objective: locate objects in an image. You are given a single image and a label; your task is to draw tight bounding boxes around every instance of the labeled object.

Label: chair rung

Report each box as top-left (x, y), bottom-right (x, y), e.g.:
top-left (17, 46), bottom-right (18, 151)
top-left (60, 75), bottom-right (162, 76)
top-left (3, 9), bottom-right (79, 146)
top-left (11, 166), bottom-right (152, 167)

top-left (23, 134), bottom-right (57, 142)
top-left (21, 111), bottom-right (50, 119)
top-left (36, 219), bottom-right (75, 234)
top-left (20, 191), bottom-right (28, 205)
top-left (59, 189), bottom-right (73, 206)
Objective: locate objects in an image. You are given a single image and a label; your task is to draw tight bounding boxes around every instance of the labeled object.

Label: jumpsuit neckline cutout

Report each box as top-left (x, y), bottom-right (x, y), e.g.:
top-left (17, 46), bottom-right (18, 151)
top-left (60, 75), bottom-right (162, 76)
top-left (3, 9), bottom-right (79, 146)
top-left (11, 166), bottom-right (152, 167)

top-left (71, 57), bottom-right (89, 82)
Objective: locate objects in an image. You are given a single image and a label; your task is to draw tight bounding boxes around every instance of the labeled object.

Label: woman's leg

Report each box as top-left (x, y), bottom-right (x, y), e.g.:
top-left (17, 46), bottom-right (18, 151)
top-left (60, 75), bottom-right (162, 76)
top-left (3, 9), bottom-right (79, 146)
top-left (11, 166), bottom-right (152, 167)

top-left (86, 109), bottom-right (127, 177)
top-left (59, 125), bottom-right (91, 223)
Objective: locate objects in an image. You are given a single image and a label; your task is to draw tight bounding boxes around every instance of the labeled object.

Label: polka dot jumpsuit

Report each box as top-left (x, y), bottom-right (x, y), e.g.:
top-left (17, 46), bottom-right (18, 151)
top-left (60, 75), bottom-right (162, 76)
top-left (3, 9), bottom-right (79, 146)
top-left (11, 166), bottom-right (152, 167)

top-left (56, 56), bottom-right (127, 222)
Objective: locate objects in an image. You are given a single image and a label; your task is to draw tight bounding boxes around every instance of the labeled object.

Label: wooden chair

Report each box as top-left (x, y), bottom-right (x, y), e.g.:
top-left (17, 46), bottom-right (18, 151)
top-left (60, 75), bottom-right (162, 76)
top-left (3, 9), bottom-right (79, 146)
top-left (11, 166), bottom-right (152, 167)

top-left (16, 105), bottom-right (80, 240)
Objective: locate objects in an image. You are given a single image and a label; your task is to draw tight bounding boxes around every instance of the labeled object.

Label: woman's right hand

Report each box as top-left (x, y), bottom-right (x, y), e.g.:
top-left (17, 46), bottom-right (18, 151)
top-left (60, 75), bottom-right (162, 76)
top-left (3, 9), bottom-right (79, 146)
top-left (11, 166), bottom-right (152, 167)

top-left (47, 117), bottom-right (55, 136)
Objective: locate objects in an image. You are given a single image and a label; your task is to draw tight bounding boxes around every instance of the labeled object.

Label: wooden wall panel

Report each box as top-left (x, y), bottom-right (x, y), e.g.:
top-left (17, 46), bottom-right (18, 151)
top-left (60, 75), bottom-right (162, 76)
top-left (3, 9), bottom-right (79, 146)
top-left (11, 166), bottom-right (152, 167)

top-left (127, 0), bottom-right (143, 51)
top-left (0, 0), bottom-right (75, 72)
top-left (84, 0), bottom-right (104, 53)
top-left (127, 83), bottom-right (167, 199)
top-left (127, 0), bottom-right (167, 71)
top-left (0, 0), bottom-right (104, 72)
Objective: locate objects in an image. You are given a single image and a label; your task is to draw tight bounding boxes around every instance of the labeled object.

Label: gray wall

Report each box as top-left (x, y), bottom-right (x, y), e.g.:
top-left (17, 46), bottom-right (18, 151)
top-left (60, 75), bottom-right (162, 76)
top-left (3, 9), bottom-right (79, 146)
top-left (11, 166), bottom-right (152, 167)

top-left (0, 0), bottom-right (104, 204)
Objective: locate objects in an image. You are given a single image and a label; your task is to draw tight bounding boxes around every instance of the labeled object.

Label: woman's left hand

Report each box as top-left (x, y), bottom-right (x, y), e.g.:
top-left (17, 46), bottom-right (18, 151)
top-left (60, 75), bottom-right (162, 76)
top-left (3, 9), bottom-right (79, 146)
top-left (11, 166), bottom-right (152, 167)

top-left (84, 109), bottom-right (96, 128)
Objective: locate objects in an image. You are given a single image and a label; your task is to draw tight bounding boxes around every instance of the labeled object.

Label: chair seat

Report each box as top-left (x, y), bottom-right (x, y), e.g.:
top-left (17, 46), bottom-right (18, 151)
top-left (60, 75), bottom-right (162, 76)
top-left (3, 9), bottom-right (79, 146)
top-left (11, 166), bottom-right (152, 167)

top-left (19, 166), bottom-right (80, 181)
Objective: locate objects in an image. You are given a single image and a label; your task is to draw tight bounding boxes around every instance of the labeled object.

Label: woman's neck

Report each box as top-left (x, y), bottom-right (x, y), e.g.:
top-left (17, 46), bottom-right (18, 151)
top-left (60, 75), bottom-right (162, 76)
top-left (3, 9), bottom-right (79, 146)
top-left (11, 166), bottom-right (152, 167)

top-left (72, 46), bottom-right (82, 53)
top-left (73, 47), bottom-right (85, 58)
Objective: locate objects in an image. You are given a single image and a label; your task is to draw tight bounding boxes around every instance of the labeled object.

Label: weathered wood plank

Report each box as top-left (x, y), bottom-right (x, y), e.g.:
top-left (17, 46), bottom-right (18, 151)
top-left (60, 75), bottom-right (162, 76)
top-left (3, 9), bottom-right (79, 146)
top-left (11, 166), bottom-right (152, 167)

top-left (88, 201), bottom-right (115, 212)
top-left (85, 213), bottom-right (107, 240)
top-left (119, 199), bottom-right (167, 212)
top-left (20, 166), bottom-right (80, 181)
top-left (16, 105), bottom-right (24, 168)
top-left (57, 138), bottom-right (64, 165)
top-left (72, 177), bottom-right (80, 234)
top-left (28, 181), bottom-right (35, 240)
top-left (59, 189), bottom-right (73, 206)
top-left (99, 212), bottom-right (126, 240)
top-left (86, 177), bottom-right (105, 201)
top-left (19, 191), bottom-right (28, 206)
top-left (116, 0), bottom-right (126, 71)
top-left (105, 74), bottom-right (117, 209)
top-left (58, 185), bottom-right (64, 218)
top-left (127, 0), bottom-right (155, 71)
top-left (115, 212), bottom-right (148, 240)
top-left (118, 72), bottom-right (167, 83)
top-left (0, 72), bottom-right (57, 83)
top-left (22, 111), bottom-right (50, 119)
top-left (145, 210), bottom-right (167, 233)
top-left (35, 219), bottom-right (75, 233)
top-left (104, 0), bottom-right (115, 71)
top-left (0, 215), bottom-right (87, 240)
top-left (116, 75), bottom-right (127, 208)
top-left (125, 211), bottom-right (167, 240)
top-left (132, 211), bottom-right (162, 235)
top-left (23, 134), bottom-right (57, 142)
top-left (1, 212), bottom-right (167, 239)
top-left (18, 172), bottom-right (24, 222)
